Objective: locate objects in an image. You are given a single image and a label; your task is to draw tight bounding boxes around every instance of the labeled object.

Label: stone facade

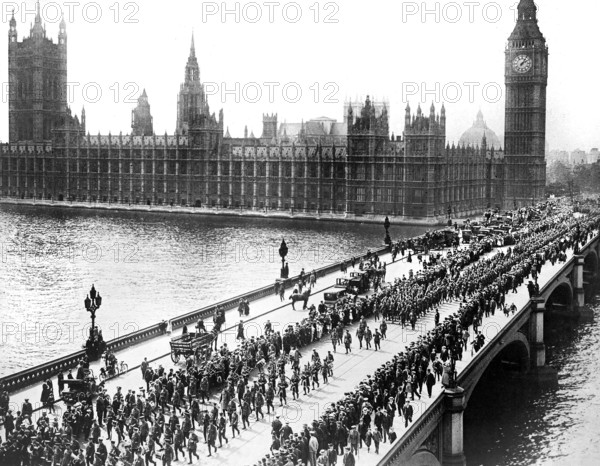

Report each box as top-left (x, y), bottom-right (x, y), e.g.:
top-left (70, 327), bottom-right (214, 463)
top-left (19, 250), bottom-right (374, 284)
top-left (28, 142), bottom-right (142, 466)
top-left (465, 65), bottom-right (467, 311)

top-left (0, 1), bottom-right (547, 221)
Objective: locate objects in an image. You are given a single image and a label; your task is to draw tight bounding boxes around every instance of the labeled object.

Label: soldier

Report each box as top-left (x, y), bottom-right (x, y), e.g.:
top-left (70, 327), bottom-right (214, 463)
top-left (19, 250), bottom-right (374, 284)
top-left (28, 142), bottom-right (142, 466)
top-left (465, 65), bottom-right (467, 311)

top-left (173, 427), bottom-right (185, 462)
top-left (218, 412), bottom-right (229, 447)
top-left (344, 331), bottom-right (352, 354)
top-left (241, 400), bottom-right (251, 430)
top-left (364, 327), bottom-right (372, 350)
top-left (230, 408), bottom-right (240, 438)
top-left (278, 377), bottom-right (288, 406)
top-left (265, 383), bottom-right (275, 414)
top-left (290, 371), bottom-right (300, 400)
top-left (379, 320), bottom-right (387, 339)
top-left (163, 440), bottom-right (174, 466)
top-left (187, 432), bottom-right (200, 464)
top-left (207, 421), bottom-right (218, 457)
top-left (271, 415), bottom-right (283, 439)
top-left (254, 390), bottom-right (265, 421)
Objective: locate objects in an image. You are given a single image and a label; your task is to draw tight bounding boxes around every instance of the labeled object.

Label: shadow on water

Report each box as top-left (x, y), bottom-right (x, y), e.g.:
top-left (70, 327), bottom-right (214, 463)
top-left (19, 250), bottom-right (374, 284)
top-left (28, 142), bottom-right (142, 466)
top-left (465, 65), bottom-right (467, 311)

top-left (464, 289), bottom-right (600, 466)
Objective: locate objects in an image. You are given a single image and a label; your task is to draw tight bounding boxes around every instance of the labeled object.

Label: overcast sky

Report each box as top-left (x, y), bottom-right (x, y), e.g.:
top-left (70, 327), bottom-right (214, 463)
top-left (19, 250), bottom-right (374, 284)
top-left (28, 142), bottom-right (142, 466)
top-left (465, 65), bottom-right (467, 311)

top-left (0, 0), bottom-right (597, 152)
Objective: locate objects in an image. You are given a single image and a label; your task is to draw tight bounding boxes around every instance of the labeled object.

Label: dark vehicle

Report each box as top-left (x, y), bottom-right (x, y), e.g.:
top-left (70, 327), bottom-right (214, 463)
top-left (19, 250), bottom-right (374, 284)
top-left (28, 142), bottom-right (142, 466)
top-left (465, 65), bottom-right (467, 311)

top-left (462, 229), bottom-right (473, 243)
top-left (170, 331), bottom-right (215, 363)
top-left (408, 236), bottom-right (428, 253)
top-left (348, 271), bottom-right (370, 294)
top-left (324, 289), bottom-right (346, 306)
top-left (61, 376), bottom-right (99, 405)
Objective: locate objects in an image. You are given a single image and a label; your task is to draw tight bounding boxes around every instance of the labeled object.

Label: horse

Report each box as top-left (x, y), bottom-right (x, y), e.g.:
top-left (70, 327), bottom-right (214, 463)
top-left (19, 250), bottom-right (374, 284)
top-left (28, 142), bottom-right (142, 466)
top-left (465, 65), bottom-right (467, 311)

top-left (289, 286), bottom-right (311, 310)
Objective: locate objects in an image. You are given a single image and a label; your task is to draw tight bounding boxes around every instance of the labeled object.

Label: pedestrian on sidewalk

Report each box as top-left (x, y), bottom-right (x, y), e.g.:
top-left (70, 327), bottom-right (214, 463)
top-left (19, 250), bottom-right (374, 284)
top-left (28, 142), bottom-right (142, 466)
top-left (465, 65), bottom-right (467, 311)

top-left (425, 369), bottom-right (436, 398)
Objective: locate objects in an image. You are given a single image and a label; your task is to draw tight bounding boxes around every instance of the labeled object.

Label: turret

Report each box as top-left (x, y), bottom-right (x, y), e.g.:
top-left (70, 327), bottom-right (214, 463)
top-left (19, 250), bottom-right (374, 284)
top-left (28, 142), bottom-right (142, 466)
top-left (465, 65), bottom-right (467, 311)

top-left (58, 14), bottom-right (67, 45)
top-left (440, 103), bottom-right (446, 129)
top-left (8, 9), bottom-right (17, 44)
top-left (405, 102), bottom-right (411, 128)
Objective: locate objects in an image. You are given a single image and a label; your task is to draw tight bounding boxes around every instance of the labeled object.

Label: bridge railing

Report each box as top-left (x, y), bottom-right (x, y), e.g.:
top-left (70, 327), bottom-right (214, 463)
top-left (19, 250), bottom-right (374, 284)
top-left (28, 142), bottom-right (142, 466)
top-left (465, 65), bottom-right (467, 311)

top-left (378, 396), bottom-right (444, 466)
top-left (0, 244), bottom-right (391, 393)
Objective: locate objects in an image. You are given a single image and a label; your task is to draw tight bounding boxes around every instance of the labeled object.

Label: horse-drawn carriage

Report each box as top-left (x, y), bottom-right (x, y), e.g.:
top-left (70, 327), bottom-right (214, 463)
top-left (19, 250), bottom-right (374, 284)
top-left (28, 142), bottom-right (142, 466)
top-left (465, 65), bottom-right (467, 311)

top-left (170, 331), bottom-right (215, 363)
top-left (61, 373), bottom-right (100, 405)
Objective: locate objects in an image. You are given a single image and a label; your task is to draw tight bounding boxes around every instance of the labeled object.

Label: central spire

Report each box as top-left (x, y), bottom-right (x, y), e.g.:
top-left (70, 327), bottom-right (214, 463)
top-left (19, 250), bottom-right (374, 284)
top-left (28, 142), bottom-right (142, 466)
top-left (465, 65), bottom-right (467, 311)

top-left (35, 0), bottom-right (41, 23)
top-left (190, 31), bottom-right (195, 57)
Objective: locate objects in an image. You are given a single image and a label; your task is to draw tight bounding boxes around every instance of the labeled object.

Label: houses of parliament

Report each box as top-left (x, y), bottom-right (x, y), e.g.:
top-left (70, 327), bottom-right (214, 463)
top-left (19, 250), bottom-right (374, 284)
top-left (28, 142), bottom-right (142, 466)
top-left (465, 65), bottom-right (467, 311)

top-left (0, 1), bottom-right (547, 221)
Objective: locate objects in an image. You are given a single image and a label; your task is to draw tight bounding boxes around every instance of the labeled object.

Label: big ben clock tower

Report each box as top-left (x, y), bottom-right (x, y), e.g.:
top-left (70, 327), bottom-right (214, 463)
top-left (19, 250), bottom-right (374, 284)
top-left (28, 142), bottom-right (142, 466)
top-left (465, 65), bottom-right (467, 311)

top-left (504, 0), bottom-right (548, 208)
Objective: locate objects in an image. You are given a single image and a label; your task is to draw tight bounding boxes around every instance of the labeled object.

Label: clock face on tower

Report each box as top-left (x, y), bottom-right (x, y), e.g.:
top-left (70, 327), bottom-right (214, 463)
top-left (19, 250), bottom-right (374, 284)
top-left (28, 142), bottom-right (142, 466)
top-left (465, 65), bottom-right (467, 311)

top-left (512, 54), bottom-right (532, 73)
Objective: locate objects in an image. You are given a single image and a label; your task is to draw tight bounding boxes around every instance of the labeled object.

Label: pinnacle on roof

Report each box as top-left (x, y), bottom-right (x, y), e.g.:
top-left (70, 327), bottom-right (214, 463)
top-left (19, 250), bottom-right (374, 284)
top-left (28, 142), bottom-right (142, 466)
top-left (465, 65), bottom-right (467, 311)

top-left (516, 0), bottom-right (537, 21)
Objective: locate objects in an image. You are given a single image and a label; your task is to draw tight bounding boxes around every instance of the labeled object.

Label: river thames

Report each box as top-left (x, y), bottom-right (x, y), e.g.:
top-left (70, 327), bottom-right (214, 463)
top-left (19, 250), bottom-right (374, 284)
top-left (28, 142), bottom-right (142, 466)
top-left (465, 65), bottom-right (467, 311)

top-left (0, 204), bottom-right (427, 375)
top-left (465, 293), bottom-right (600, 465)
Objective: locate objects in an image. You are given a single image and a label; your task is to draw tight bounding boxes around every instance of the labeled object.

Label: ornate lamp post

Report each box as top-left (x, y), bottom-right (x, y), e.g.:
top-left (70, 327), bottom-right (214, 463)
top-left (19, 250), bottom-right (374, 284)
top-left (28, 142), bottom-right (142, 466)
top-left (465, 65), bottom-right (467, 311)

top-left (84, 284), bottom-right (103, 360)
top-left (383, 216), bottom-right (391, 245)
top-left (279, 238), bottom-right (289, 279)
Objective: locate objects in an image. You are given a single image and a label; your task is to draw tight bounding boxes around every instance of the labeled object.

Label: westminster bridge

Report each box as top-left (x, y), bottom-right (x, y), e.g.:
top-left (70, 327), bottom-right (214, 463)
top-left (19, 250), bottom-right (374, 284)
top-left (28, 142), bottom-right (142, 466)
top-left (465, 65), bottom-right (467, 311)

top-left (0, 215), bottom-right (598, 466)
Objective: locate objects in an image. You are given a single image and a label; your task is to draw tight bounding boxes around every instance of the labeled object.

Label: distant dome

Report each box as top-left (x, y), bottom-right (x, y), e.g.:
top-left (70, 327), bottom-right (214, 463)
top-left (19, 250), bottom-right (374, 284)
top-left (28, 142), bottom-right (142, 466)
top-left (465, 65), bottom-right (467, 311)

top-left (458, 110), bottom-right (502, 149)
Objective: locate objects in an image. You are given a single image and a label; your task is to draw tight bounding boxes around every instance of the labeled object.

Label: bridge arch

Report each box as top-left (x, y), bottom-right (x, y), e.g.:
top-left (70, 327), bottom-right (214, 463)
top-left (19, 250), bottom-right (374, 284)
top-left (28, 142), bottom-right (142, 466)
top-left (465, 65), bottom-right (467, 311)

top-left (406, 447), bottom-right (441, 466)
top-left (544, 280), bottom-right (573, 314)
top-left (464, 332), bottom-right (531, 404)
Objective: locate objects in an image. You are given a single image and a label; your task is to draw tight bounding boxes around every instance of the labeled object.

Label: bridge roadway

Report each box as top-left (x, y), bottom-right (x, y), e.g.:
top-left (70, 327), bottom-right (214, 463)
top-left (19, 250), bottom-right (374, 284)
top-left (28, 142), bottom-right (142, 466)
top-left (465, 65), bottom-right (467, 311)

top-left (2, 235), bottom-right (581, 466)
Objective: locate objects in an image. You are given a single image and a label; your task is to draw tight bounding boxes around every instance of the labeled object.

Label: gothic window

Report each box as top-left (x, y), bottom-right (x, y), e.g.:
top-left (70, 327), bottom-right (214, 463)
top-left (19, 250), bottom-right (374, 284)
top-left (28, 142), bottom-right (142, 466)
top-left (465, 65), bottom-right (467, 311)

top-left (357, 187), bottom-right (365, 202)
top-left (357, 165), bottom-right (365, 180)
top-left (257, 162), bottom-right (266, 177)
top-left (323, 164), bottom-right (331, 178)
top-left (284, 163), bottom-right (291, 178)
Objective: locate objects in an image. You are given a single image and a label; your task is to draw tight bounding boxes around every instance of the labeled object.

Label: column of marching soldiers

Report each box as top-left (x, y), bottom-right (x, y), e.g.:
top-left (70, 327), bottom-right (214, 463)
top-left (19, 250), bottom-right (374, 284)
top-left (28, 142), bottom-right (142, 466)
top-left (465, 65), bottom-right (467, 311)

top-left (1, 198), bottom-right (598, 466)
